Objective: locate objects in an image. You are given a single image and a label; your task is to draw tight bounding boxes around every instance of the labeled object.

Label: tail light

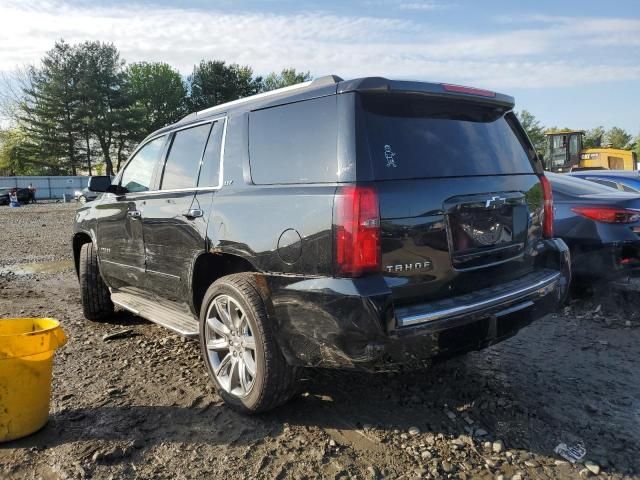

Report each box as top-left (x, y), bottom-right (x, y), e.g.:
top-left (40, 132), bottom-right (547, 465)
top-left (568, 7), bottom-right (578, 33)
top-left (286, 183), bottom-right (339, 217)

top-left (539, 174), bottom-right (554, 239)
top-left (571, 206), bottom-right (640, 224)
top-left (442, 83), bottom-right (496, 98)
top-left (334, 185), bottom-right (381, 276)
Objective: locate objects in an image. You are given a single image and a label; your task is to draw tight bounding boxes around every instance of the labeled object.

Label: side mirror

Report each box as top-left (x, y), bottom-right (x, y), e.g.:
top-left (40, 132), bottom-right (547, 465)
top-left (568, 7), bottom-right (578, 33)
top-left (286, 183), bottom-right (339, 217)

top-left (88, 176), bottom-right (113, 192)
top-left (105, 184), bottom-right (124, 195)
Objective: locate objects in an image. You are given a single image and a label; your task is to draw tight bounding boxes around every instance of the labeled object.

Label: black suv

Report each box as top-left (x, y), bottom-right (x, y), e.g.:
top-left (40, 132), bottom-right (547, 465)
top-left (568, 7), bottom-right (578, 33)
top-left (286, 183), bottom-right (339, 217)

top-left (73, 76), bottom-right (570, 413)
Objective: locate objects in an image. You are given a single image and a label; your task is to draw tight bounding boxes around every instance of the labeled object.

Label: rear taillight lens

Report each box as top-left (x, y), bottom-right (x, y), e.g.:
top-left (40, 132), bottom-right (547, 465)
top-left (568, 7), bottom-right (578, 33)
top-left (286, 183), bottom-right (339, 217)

top-left (334, 185), bottom-right (381, 276)
top-left (571, 206), bottom-right (640, 224)
top-left (539, 174), bottom-right (554, 239)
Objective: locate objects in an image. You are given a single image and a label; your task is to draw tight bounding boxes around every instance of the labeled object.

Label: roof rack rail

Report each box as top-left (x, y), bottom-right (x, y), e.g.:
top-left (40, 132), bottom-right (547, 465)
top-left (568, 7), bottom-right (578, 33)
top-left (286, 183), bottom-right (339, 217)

top-left (194, 74), bottom-right (342, 117)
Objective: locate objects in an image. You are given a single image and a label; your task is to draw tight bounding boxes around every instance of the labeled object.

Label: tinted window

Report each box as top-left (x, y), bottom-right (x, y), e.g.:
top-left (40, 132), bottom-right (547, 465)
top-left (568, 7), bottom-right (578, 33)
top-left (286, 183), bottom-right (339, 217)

top-left (547, 173), bottom-right (617, 196)
top-left (587, 178), bottom-right (618, 190)
top-left (198, 120), bottom-right (224, 187)
top-left (249, 96), bottom-right (337, 184)
top-left (161, 123), bottom-right (212, 190)
top-left (621, 183), bottom-right (640, 193)
top-left (361, 94), bottom-right (534, 180)
top-left (121, 136), bottom-right (165, 193)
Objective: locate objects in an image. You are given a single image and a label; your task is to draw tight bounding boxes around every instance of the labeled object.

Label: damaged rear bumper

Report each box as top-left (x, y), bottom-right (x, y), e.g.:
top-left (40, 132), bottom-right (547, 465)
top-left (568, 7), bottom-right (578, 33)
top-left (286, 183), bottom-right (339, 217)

top-left (262, 238), bottom-right (570, 370)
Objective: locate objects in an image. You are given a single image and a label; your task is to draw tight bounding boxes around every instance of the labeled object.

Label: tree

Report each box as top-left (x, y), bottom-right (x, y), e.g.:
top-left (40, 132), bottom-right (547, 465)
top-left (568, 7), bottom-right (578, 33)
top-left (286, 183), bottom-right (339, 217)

top-left (260, 68), bottom-right (312, 92)
top-left (583, 126), bottom-right (605, 148)
top-left (187, 60), bottom-right (261, 112)
top-left (516, 110), bottom-right (546, 157)
top-left (0, 127), bottom-right (28, 175)
top-left (630, 134), bottom-right (640, 161)
top-left (125, 62), bottom-right (186, 136)
top-left (75, 41), bottom-right (127, 176)
top-left (604, 127), bottom-right (632, 149)
top-left (19, 40), bottom-right (82, 174)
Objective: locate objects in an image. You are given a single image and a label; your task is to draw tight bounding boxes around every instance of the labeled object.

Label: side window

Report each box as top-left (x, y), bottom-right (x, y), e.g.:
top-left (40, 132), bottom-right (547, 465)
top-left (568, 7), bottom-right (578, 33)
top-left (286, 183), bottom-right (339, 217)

top-left (120, 136), bottom-right (166, 193)
top-left (621, 183), bottom-right (640, 193)
top-left (249, 96), bottom-right (338, 184)
top-left (161, 123), bottom-right (212, 190)
top-left (588, 178), bottom-right (618, 190)
top-left (198, 120), bottom-right (224, 187)
top-left (569, 134), bottom-right (579, 155)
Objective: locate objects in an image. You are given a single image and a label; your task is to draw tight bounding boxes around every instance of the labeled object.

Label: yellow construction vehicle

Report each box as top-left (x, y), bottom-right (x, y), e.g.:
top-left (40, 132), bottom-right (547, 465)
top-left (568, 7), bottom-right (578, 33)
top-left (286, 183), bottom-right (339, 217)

top-left (543, 131), bottom-right (637, 172)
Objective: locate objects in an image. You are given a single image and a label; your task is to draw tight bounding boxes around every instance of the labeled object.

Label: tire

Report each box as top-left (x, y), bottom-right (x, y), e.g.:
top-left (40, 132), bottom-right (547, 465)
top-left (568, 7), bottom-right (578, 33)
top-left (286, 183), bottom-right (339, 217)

top-left (199, 273), bottom-right (299, 413)
top-left (79, 242), bottom-right (114, 321)
top-left (78, 195), bottom-right (87, 204)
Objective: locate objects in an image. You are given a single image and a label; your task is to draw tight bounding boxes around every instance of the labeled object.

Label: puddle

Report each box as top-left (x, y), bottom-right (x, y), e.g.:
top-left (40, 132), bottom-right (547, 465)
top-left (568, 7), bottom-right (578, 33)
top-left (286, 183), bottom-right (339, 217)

top-left (0, 260), bottom-right (73, 276)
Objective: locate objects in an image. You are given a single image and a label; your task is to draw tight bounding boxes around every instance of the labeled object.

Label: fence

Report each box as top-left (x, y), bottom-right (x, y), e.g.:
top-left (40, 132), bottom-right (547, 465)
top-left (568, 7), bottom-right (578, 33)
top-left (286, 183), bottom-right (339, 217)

top-left (0, 176), bottom-right (90, 200)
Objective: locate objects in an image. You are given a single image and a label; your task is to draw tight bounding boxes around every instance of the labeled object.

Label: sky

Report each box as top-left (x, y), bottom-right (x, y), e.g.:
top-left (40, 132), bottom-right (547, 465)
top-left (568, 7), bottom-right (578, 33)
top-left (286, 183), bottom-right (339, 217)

top-left (0, 0), bottom-right (638, 133)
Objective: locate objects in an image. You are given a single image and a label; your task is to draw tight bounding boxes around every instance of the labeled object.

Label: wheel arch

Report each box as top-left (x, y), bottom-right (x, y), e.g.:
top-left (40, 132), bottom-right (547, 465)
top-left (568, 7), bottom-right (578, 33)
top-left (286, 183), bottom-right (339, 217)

top-left (190, 252), bottom-right (259, 316)
top-left (72, 231), bottom-right (94, 277)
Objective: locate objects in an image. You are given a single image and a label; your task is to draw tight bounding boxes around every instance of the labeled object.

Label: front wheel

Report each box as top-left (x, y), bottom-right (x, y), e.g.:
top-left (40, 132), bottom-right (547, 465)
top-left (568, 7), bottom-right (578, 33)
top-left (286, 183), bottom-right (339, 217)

top-left (199, 273), bottom-right (299, 413)
top-left (78, 195), bottom-right (87, 204)
top-left (79, 242), bottom-right (114, 321)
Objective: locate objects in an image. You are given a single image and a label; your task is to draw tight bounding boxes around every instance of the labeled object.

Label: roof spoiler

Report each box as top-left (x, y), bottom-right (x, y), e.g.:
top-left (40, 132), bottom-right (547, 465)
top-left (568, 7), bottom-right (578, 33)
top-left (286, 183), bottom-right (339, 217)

top-left (337, 77), bottom-right (514, 109)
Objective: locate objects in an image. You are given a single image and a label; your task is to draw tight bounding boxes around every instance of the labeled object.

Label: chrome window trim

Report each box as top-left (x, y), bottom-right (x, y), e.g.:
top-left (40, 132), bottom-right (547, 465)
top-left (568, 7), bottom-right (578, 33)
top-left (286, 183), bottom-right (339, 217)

top-left (111, 116), bottom-right (227, 196)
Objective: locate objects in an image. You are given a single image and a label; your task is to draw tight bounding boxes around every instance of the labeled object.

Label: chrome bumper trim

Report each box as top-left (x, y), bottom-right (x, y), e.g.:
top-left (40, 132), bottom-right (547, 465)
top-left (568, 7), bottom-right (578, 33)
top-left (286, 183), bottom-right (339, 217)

top-left (396, 271), bottom-right (560, 327)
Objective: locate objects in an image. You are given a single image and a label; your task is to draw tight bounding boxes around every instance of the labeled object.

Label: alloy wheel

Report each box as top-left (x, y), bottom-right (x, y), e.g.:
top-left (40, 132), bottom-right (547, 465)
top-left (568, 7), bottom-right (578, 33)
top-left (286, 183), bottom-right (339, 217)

top-left (204, 294), bottom-right (257, 398)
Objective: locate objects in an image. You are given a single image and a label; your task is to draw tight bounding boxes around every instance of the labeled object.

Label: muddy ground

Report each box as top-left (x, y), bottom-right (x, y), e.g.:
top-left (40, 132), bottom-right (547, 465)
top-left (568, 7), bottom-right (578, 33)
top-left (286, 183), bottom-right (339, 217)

top-left (0, 202), bottom-right (639, 480)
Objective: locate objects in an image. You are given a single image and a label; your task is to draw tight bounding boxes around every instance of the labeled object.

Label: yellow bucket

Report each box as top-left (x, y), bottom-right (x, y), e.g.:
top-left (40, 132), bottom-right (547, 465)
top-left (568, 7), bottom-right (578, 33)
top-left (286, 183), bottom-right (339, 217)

top-left (0, 318), bottom-right (67, 442)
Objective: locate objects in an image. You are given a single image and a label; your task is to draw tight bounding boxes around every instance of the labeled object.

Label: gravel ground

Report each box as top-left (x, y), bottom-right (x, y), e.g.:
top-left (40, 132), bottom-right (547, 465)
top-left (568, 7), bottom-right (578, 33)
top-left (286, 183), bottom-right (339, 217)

top-left (0, 202), bottom-right (77, 267)
top-left (0, 203), bottom-right (639, 480)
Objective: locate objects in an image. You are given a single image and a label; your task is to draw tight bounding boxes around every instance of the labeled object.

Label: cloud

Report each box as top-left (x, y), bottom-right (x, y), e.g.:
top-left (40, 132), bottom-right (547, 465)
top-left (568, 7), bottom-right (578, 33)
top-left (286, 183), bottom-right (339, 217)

top-left (0, 1), bottom-right (638, 90)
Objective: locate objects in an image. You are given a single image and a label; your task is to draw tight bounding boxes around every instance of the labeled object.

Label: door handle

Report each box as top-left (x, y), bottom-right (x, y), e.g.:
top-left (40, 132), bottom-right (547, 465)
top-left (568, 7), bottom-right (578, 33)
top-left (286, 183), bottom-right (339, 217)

top-left (127, 210), bottom-right (141, 218)
top-left (182, 209), bottom-right (203, 219)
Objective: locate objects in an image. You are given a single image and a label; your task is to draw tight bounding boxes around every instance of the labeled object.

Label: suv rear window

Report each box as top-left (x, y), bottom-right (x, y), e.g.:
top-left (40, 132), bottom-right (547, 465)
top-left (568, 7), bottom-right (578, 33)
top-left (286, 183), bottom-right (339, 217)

top-left (360, 94), bottom-right (535, 180)
top-left (249, 96), bottom-right (337, 184)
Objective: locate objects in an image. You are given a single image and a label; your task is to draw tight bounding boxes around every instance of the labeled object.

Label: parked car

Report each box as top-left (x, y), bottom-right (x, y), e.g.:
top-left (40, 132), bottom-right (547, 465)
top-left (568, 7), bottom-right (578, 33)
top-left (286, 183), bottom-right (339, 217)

top-left (547, 172), bottom-right (640, 281)
top-left (73, 76), bottom-right (570, 413)
top-left (0, 187), bottom-right (31, 206)
top-left (568, 170), bottom-right (640, 193)
top-left (74, 176), bottom-right (112, 204)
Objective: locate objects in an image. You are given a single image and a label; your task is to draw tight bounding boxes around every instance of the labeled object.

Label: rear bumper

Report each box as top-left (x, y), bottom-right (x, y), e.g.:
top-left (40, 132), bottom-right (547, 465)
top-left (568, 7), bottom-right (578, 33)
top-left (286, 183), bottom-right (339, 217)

top-left (262, 238), bottom-right (570, 369)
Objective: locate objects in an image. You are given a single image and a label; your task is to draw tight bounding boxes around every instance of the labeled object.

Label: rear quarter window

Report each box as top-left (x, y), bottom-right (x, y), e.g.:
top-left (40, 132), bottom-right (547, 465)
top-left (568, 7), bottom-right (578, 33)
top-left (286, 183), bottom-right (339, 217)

top-left (360, 94), bottom-right (535, 180)
top-left (249, 96), bottom-right (338, 184)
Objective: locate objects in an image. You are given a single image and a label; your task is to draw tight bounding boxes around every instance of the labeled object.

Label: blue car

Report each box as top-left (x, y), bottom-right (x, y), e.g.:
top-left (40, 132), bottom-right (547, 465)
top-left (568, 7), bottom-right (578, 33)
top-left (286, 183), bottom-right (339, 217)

top-left (547, 172), bottom-right (640, 282)
top-left (567, 170), bottom-right (640, 193)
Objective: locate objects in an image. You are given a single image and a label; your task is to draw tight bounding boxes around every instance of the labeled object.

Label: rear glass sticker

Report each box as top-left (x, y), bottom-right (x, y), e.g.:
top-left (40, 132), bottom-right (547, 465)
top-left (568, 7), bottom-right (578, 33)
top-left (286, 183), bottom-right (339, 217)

top-left (384, 144), bottom-right (397, 168)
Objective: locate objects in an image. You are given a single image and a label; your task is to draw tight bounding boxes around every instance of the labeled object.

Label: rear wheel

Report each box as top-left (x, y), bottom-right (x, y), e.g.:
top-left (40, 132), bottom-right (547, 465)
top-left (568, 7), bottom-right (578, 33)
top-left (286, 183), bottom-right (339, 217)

top-left (199, 273), bottom-right (299, 413)
top-left (78, 195), bottom-right (87, 204)
top-left (79, 242), bottom-right (114, 321)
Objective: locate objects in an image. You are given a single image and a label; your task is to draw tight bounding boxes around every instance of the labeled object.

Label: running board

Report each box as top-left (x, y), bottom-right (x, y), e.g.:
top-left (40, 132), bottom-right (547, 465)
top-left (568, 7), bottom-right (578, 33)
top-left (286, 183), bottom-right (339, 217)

top-left (111, 291), bottom-right (200, 338)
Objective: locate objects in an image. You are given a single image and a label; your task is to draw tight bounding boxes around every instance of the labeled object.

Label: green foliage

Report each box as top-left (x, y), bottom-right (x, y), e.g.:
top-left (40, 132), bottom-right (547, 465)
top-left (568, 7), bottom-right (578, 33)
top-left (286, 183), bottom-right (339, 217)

top-left (583, 126), bottom-right (605, 148)
top-left (604, 127), bottom-right (632, 149)
top-left (261, 68), bottom-right (312, 92)
top-left (19, 40), bottom-right (82, 174)
top-left (516, 110), bottom-right (546, 157)
top-left (125, 62), bottom-right (186, 135)
top-left (187, 60), bottom-right (261, 111)
top-left (16, 40), bottom-right (129, 175)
